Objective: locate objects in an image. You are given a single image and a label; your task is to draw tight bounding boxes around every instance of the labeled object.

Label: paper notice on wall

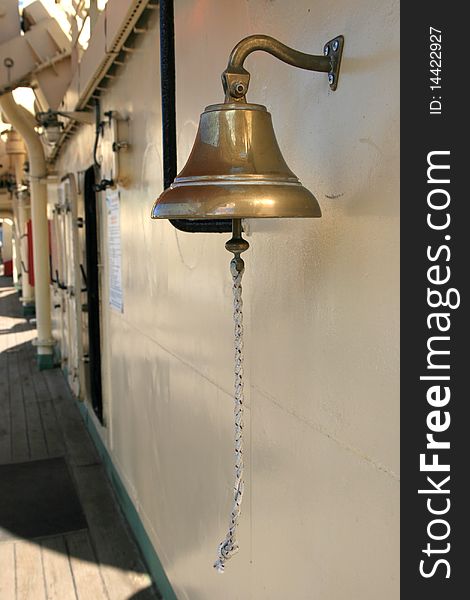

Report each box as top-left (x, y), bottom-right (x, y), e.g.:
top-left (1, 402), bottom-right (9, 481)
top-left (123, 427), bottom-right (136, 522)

top-left (106, 190), bottom-right (123, 312)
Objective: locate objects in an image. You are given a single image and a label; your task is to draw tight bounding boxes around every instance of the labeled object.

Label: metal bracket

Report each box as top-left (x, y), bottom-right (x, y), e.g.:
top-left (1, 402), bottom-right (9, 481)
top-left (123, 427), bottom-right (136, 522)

top-left (323, 35), bottom-right (344, 91)
top-left (222, 34), bottom-right (345, 102)
top-left (94, 178), bottom-right (114, 192)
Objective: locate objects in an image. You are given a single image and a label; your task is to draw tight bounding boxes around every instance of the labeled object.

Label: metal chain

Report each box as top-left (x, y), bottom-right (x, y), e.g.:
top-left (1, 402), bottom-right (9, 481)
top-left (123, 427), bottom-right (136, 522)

top-left (214, 254), bottom-right (245, 573)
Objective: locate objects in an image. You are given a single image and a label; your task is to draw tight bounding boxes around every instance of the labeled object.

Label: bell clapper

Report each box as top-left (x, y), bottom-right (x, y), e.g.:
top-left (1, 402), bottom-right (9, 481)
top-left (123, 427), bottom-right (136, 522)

top-left (225, 218), bottom-right (249, 273)
top-left (214, 219), bottom-right (250, 573)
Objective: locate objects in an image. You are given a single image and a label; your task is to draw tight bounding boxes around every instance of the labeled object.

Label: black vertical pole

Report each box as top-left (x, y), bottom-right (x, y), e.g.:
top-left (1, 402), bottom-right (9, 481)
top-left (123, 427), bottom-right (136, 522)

top-left (159, 0), bottom-right (230, 233)
top-left (159, 0), bottom-right (177, 192)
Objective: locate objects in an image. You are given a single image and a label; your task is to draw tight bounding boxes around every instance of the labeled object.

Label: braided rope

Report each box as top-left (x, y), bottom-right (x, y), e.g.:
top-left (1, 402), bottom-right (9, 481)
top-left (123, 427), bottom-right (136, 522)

top-left (214, 255), bottom-right (245, 573)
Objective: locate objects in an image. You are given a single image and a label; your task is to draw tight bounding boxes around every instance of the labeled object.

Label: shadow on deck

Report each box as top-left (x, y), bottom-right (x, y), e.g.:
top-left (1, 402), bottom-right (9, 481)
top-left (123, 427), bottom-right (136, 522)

top-left (0, 276), bottom-right (160, 599)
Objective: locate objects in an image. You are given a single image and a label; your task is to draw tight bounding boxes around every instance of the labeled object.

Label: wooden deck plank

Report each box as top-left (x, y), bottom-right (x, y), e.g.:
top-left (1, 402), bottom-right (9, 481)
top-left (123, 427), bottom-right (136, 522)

top-left (42, 370), bottom-right (98, 467)
top-left (38, 398), bottom-right (65, 458)
top-left (18, 349), bottom-right (48, 461)
top-left (0, 352), bottom-right (11, 464)
top-left (15, 540), bottom-right (46, 600)
top-left (26, 363), bottom-right (65, 458)
top-left (41, 536), bottom-right (78, 600)
top-left (0, 541), bottom-right (16, 599)
top-left (0, 280), bottom-right (19, 465)
top-left (9, 353), bottom-right (29, 462)
top-left (73, 465), bottom-right (154, 599)
top-left (66, 530), bottom-right (108, 600)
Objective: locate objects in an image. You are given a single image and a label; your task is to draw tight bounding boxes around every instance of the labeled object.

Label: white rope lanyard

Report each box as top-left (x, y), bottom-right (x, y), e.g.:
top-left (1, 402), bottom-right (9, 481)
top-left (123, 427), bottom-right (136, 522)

top-left (214, 253), bottom-right (246, 573)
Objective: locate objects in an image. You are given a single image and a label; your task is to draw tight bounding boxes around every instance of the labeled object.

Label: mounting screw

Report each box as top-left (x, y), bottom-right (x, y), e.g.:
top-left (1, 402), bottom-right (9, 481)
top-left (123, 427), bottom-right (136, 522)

top-left (328, 73), bottom-right (335, 85)
top-left (324, 45), bottom-right (330, 56)
top-left (332, 40), bottom-right (339, 52)
top-left (231, 81), bottom-right (246, 97)
top-left (94, 178), bottom-right (114, 192)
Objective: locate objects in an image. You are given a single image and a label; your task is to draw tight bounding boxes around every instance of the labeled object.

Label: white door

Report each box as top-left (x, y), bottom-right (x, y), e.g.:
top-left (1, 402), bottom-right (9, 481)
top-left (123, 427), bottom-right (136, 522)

top-left (60, 176), bottom-right (85, 398)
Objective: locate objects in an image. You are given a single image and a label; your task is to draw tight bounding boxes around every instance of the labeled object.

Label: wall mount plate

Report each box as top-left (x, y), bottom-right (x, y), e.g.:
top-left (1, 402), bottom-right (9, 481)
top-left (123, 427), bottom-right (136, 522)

top-left (324, 35), bottom-right (344, 91)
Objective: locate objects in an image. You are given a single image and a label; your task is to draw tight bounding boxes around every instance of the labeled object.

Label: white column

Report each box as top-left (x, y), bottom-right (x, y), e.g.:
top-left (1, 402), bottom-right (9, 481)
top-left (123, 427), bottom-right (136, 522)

top-left (0, 93), bottom-right (54, 368)
top-left (9, 144), bottom-right (35, 305)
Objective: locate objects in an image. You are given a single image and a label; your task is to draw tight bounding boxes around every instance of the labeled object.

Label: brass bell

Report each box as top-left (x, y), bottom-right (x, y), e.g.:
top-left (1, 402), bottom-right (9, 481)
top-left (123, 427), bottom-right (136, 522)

top-left (151, 101), bottom-right (321, 220)
top-left (151, 34), bottom-right (344, 221)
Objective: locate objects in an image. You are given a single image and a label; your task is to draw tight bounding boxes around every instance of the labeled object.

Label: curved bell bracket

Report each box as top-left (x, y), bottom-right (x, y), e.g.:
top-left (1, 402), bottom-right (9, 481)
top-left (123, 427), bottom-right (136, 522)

top-left (222, 34), bottom-right (345, 102)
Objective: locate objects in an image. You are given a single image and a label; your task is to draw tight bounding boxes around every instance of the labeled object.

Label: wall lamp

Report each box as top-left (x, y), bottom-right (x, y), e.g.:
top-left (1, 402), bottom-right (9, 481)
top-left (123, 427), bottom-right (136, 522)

top-left (151, 33), bottom-right (344, 572)
top-left (36, 109), bottom-right (94, 145)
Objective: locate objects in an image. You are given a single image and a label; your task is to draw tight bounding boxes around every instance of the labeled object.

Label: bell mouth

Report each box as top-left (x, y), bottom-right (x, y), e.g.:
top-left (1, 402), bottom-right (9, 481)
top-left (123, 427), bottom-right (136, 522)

top-left (151, 181), bottom-right (321, 220)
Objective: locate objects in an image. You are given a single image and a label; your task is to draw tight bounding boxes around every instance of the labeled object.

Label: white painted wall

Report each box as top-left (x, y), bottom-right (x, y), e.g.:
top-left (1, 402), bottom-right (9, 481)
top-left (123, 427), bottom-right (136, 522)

top-left (55, 1), bottom-right (399, 598)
